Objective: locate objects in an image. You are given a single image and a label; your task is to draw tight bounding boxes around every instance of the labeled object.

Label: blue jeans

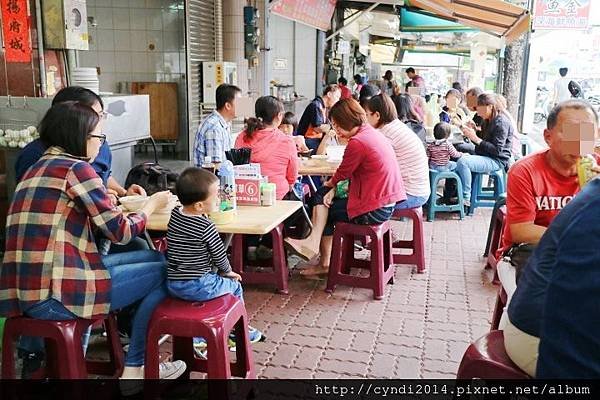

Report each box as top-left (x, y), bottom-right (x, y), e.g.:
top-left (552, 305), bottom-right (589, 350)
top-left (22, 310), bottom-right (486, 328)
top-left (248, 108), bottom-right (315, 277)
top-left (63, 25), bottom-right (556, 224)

top-left (395, 194), bottom-right (429, 210)
top-left (168, 273), bottom-right (243, 303)
top-left (20, 250), bottom-right (168, 367)
top-left (429, 161), bottom-right (457, 172)
top-left (455, 155), bottom-right (503, 202)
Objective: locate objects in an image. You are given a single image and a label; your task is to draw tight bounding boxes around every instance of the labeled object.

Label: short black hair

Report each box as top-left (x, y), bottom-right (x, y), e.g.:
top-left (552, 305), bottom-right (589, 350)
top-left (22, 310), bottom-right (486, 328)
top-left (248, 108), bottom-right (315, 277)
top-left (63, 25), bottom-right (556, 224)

top-left (405, 67), bottom-right (416, 74)
top-left (39, 101), bottom-right (100, 158)
top-left (215, 83), bottom-right (242, 110)
top-left (353, 74), bottom-right (362, 84)
top-left (338, 77), bottom-right (348, 86)
top-left (52, 86), bottom-right (104, 109)
top-left (323, 84), bottom-right (340, 96)
top-left (358, 84), bottom-right (380, 108)
top-left (176, 167), bottom-right (219, 206)
top-left (281, 111), bottom-right (298, 130)
top-left (433, 122), bottom-right (452, 140)
top-left (559, 67), bottom-right (568, 77)
top-left (547, 99), bottom-right (598, 130)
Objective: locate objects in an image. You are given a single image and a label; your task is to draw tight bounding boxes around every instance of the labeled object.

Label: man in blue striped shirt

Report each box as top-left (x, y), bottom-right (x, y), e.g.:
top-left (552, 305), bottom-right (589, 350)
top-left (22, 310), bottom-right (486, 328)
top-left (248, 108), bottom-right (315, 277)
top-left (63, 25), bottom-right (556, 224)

top-left (193, 84), bottom-right (241, 165)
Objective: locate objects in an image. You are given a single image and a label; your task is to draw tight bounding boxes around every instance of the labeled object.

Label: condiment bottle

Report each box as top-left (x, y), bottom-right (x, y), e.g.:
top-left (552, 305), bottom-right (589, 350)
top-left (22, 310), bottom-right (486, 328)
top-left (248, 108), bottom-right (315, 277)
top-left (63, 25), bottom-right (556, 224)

top-left (218, 160), bottom-right (237, 211)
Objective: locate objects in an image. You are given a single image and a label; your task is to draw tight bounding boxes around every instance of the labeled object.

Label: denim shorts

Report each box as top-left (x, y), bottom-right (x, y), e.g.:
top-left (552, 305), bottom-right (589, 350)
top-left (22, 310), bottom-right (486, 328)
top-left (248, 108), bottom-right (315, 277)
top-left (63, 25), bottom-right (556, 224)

top-left (168, 273), bottom-right (244, 303)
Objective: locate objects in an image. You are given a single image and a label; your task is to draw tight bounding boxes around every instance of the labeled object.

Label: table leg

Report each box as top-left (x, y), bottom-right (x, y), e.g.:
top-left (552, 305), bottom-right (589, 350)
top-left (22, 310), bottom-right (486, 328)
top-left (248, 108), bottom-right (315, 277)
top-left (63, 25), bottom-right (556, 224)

top-left (306, 176), bottom-right (317, 194)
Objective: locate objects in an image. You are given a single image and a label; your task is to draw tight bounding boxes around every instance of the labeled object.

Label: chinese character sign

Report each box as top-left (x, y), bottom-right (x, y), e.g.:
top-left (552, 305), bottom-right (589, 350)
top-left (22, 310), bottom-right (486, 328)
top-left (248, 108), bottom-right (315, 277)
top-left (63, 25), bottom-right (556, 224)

top-left (270, 0), bottom-right (336, 32)
top-left (533, 0), bottom-right (591, 30)
top-left (1, 0), bottom-right (31, 62)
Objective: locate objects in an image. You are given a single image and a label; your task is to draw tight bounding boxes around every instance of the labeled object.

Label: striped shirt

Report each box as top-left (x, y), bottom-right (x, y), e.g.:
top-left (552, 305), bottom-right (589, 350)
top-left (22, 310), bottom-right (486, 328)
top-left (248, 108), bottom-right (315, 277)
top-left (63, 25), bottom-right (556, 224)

top-left (167, 207), bottom-right (231, 280)
top-left (378, 119), bottom-right (431, 198)
top-left (426, 139), bottom-right (462, 167)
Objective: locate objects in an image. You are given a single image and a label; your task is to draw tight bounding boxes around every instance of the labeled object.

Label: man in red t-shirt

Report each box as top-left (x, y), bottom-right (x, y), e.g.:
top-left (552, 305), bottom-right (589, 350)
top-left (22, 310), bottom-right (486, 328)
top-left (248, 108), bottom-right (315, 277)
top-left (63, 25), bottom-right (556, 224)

top-left (496, 99), bottom-right (599, 330)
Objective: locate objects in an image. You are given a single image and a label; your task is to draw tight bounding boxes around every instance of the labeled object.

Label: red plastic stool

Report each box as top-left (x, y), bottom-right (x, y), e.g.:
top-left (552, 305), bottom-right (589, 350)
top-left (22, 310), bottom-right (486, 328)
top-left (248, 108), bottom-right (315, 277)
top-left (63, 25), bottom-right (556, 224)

top-left (485, 205), bottom-right (506, 285)
top-left (1, 313), bottom-right (124, 379)
top-left (490, 286), bottom-right (508, 331)
top-left (391, 208), bottom-right (426, 274)
top-left (325, 221), bottom-right (394, 300)
top-left (145, 295), bottom-right (255, 379)
top-left (457, 330), bottom-right (530, 379)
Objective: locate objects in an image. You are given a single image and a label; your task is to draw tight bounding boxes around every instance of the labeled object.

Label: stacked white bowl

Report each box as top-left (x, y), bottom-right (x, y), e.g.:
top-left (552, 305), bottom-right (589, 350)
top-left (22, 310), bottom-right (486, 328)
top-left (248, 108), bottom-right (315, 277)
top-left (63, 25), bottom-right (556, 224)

top-left (71, 67), bottom-right (100, 94)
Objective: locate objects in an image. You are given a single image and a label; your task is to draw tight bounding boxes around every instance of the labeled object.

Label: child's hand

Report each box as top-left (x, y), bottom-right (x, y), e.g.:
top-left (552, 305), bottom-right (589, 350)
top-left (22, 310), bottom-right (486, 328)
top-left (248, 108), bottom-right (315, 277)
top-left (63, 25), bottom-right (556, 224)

top-left (223, 271), bottom-right (242, 282)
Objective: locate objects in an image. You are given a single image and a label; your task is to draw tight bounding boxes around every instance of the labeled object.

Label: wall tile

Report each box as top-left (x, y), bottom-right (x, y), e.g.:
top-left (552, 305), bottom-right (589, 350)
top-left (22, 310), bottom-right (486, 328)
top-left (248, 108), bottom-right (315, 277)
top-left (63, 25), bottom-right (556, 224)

top-left (129, 30), bottom-right (147, 52)
top-left (129, 0), bottom-right (145, 7)
top-left (162, 9), bottom-right (178, 32)
top-left (147, 53), bottom-right (165, 73)
top-left (130, 9), bottom-right (147, 30)
top-left (99, 72), bottom-right (116, 92)
top-left (146, 31), bottom-right (163, 51)
top-left (115, 52), bottom-right (132, 72)
top-left (97, 29), bottom-right (115, 51)
top-left (164, 52), bottom-right (180, 74)
top-left (88, 27), bottom-right (99, 51)
top-left (145, 0), bottom-right (162, 9)
top-left (79, 51), bottom-right (99, 68)
top-left (95, 7), bottom-right (114, 30)
top-left (98, 51), bottom-right (116, 73)
top-left (113, 8), bottom-right (131, 30)
top-left (146, 9), bottom-right (163, 30)
top-left (95, 0), bottom-right (111, 7)
top-left (131, 52), bottom-right (148, 73)
top-left (112, 0), bottom-right (129, 7)
top-left (114, 31), bottom-right (132, 51)
top-left (163, 31), bottom-right (180, 51)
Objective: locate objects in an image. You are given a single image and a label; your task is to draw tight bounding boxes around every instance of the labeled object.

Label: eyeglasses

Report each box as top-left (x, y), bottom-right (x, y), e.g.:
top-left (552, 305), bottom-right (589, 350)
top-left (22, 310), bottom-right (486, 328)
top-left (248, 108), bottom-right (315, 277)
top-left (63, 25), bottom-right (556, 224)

top-left (98, 111), bottom-right (108, 120)
top-left (89, 133), bottom-right (107, 144)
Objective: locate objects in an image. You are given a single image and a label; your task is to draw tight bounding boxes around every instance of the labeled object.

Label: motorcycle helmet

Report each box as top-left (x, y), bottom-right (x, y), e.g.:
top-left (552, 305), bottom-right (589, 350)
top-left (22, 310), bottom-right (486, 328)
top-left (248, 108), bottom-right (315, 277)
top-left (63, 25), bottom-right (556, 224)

top-left (568, 80), bottom-right (585, 99)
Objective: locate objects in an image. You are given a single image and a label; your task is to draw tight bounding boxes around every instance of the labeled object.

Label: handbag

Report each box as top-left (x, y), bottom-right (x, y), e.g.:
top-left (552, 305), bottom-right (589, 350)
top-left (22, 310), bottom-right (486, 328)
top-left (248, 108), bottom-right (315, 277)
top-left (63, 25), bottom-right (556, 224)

top-left (282, 181), bottom-right (313, 239)
top-left (125, 138), bottom-right (179, 195)
top-left (504, 243), bottom-right (536, 283)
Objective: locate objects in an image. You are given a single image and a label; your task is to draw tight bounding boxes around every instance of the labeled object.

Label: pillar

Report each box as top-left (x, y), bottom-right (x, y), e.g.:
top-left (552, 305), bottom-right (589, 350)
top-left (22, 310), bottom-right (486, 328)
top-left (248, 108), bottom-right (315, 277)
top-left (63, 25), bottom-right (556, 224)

top-left (223, 0), bottom-right (249, 95)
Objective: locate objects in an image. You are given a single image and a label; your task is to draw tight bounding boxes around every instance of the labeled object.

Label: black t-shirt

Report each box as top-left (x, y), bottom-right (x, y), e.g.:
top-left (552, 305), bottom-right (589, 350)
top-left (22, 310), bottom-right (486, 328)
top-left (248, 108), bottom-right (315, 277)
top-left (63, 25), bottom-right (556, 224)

top-left (296, 97), bottom-right (325, 137)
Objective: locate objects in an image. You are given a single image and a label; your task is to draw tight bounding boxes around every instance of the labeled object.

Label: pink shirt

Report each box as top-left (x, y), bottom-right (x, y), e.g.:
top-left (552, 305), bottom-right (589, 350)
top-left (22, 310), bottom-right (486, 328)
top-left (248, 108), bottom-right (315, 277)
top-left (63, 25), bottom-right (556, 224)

top-left (235, 128), bottom-right (299, 199)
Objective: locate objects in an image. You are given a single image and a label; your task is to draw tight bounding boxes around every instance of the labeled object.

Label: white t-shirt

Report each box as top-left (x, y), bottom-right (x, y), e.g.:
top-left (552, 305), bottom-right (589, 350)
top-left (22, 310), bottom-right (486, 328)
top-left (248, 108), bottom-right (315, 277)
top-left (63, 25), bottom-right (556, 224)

top-left (553, 77), bottom-right (570, 104)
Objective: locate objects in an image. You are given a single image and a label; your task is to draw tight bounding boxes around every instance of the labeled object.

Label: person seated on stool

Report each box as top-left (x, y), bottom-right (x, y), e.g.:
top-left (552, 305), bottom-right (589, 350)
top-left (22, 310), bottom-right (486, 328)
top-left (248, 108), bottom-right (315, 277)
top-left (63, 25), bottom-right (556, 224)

top-left (284, 98), bottom-right (406, 277)
top-left (499, 99), bottom-right (600, 377)
top-left (166, 168), bottom-right (265, 358)
top-left (427, 122), bottom-right (464, 172)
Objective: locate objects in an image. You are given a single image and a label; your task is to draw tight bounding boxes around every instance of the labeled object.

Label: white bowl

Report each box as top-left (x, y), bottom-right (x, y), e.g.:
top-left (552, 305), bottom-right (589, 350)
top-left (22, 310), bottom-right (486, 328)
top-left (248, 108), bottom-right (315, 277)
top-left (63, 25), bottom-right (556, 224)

top-left (311, 154), bottom-right (328, 160)
top-left (119, 195), bottom-right (148, 211)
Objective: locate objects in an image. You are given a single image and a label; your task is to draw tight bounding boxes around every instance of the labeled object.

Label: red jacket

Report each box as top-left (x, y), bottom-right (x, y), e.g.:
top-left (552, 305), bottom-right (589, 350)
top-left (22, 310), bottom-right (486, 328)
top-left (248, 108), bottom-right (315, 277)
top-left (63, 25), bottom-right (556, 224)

top-left (235, 127), bottom-right (299, 199)
top-left (330, 124), bottom-right (406, 219)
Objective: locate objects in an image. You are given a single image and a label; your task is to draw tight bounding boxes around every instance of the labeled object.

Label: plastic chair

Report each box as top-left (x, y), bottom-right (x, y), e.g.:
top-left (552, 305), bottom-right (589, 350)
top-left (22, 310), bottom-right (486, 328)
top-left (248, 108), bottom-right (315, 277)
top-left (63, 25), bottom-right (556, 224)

top-left (391, 208), bottom-right (426, 274)
top-left (1, 313), bottom-right (124, 379)
top-left (427, 169), bottom-right (465, 221)
top-left (468, 170), bottom-right (506, 216)
top-left (483, 194), bottom-right (507, 257)
top-left (490, 286), bottom-right (508, 331)
top-left (457, 330), bottom-right (530, 379)
top-left (145, 295), bottom-right (255, 379)
top-left (325, 221), bottom-right (394, 300)
top-left (484, 205), bottom-right (506, 285)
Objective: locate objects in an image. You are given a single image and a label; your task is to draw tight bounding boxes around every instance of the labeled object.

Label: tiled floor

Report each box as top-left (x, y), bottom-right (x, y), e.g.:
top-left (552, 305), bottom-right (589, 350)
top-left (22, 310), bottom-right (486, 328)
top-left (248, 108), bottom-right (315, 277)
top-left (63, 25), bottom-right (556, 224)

top-left (135, 154), bottom-right (498, 379)
top-left (236, 210), bottom-right (497, 379)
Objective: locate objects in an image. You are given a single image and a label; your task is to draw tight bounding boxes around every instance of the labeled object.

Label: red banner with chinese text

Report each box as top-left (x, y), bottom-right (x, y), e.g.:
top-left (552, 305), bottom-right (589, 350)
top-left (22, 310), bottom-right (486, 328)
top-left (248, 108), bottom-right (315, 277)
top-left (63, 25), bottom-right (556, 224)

top-left (1, 0), bottom-right (31, 63)
top-left (270, 0), bottom-right (336, 32)
top-left (533, 0), bottom-right (591, 30)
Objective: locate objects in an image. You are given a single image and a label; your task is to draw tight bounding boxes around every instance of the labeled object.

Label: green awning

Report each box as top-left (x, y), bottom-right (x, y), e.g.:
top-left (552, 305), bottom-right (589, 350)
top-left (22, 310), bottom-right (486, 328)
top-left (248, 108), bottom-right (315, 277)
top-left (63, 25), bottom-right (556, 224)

top-left (400, 7), bottom-right (475, 32)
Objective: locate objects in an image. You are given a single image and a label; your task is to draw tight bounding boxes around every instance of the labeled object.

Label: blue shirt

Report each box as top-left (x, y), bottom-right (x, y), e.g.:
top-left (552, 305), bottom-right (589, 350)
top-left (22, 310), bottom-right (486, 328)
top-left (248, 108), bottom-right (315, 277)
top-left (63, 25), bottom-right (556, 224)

top-left (535, 179), bottom-right (600, 377)
top-left (296, 97), bottom-right (325, 137)
top-left (193, 110), bottom-right (231, 165)
top-left (15, 139), bottom-right (112, 185)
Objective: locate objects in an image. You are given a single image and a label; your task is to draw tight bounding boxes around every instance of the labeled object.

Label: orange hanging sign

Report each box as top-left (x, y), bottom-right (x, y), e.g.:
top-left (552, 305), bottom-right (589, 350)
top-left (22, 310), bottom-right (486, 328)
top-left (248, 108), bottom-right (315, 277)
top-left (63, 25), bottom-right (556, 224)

top-left (1, 0), bottom-right (32, 63)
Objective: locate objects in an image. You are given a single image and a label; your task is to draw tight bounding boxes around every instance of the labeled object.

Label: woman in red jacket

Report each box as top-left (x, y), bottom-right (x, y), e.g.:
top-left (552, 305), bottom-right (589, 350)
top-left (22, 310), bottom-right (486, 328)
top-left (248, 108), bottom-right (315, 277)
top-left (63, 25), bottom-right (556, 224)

top-left (285, 98), bottom-right (406, 276)
top-left (235, 96), bottom-right (298, 200)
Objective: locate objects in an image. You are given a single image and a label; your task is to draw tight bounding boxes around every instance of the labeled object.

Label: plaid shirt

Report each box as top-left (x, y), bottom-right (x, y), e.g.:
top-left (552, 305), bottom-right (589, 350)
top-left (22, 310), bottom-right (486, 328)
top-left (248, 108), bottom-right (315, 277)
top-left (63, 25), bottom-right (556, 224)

top-left (0, 147), bottom-right (146, 319)
top-left (193, 110), bottom-right (232, 165)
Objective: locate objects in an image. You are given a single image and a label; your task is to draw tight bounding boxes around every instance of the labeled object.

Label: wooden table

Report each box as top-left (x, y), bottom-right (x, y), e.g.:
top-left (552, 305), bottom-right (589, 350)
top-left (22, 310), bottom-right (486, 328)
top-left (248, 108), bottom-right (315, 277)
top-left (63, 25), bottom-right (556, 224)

top-left (145, 200), bottom-right (302, 294)
top-left (298, 157), bottom-right (340, 176)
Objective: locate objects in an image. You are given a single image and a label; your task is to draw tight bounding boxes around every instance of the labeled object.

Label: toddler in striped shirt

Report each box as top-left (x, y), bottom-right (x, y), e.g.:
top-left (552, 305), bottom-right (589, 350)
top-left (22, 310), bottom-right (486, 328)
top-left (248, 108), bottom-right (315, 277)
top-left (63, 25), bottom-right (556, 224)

top-left (167, 167), bottom-right (265, 358)
top-left (426, 122), bottom-right (464, 172)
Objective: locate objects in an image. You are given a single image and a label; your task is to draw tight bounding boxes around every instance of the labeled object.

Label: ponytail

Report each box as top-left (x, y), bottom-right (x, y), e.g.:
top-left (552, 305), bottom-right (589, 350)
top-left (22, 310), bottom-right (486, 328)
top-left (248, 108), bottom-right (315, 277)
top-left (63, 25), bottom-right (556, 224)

top-left (244, 96), bottom-right (283, 139)
top-left (244, 116), bottom-right (266, 138)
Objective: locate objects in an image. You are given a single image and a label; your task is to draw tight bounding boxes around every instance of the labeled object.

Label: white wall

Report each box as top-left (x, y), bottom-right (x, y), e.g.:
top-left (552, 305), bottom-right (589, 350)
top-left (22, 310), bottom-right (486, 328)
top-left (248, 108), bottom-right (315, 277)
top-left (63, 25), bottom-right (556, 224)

top-left (269, 15), bottom-right (317, 98)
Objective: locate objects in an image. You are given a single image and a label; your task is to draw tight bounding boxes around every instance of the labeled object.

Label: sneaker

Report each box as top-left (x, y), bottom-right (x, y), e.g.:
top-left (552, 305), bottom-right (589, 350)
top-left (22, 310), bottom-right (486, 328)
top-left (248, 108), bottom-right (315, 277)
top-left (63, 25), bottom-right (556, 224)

top-left (193, 337), bottom-right (207, 359)
top-left (158, 360), bottom-right (187, 379)
top-left (228, 326), bottom-right (266, 351)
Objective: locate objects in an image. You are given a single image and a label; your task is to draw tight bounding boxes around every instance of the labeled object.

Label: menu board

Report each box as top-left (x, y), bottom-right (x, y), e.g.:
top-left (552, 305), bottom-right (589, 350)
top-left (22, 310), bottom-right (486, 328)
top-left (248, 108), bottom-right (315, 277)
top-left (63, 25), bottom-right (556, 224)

top-left (270, 0), bottom-right (337, 32)
top-left (1, 0), bottom-right (32, 63)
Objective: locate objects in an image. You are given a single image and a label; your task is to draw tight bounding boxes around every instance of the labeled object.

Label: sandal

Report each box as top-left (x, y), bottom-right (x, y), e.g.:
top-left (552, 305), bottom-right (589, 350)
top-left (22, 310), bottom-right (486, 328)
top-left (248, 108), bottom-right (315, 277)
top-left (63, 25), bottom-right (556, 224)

top-left (299, 265), bottom-right (329, 277)
top-left (284, 239), bottom-right (318, 262)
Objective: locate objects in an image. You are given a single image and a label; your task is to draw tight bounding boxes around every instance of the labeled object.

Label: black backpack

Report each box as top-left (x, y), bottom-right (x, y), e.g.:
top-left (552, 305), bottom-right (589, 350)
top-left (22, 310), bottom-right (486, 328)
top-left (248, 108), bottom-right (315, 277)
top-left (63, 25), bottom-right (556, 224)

top-left (125, 138), bottom-right (179, 195)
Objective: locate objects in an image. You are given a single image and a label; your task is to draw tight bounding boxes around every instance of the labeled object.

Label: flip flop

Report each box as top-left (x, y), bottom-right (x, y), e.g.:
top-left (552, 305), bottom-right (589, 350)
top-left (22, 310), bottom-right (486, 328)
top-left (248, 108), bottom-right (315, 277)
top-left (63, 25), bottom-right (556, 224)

top-left (284, 239), bottom-right (318, 262)
top-left (299, 266), bottom-right (329, 277)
